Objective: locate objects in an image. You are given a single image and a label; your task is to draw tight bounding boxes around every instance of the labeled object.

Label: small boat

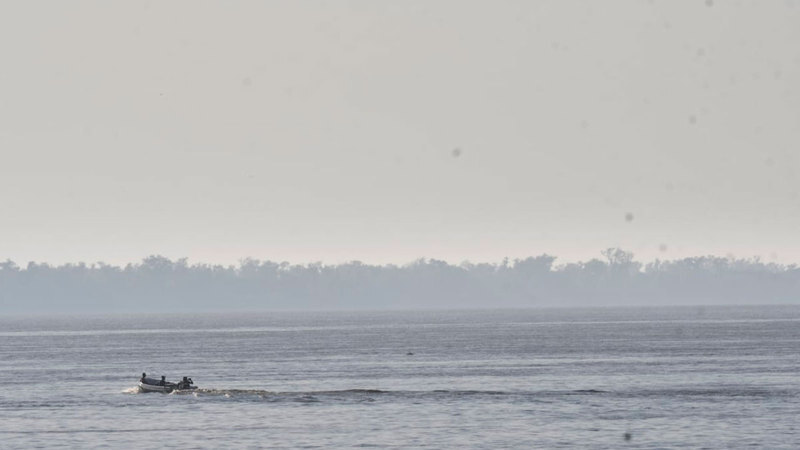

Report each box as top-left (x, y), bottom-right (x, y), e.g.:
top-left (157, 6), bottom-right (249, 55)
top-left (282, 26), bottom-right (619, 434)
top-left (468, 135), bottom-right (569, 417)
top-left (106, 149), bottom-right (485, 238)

top-left (138, 373), bottom-right (197, 393)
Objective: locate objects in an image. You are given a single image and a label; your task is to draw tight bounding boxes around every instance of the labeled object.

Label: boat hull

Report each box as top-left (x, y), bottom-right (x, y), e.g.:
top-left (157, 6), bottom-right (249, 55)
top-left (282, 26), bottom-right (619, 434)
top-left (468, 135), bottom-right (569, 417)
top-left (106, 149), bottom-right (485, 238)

top-left (138, 382), bottom-right (175, 393)
top-left (138, 382), bottom-right (197, 393)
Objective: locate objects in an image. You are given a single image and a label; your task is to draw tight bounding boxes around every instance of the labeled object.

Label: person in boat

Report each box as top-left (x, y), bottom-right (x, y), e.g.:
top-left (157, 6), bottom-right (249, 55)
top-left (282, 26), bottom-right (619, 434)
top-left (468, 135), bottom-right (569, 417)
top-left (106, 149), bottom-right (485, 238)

top-left (141, 372), bottom-right (146, 382)
top-left (160, 375), bottom-right (166, 386)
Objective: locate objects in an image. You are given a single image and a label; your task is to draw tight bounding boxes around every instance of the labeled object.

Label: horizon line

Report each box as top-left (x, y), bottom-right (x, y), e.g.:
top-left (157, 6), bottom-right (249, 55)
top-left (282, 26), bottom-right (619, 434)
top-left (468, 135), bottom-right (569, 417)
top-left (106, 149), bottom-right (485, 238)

top-left (1, 250), bottom-right (796, 269)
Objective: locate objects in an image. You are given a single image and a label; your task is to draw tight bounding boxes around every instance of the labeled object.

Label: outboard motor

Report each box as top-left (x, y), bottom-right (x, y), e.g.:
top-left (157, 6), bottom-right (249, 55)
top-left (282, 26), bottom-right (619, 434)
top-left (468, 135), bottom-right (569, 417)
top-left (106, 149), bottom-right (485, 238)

top-left (178, 376), bottom-right (194, 390)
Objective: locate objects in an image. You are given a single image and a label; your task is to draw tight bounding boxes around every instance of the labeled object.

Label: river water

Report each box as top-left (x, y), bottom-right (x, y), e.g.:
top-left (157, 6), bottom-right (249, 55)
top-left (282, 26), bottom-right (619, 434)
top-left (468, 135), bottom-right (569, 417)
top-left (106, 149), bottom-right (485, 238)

top-left (1, 306), bottom-right (798, 448)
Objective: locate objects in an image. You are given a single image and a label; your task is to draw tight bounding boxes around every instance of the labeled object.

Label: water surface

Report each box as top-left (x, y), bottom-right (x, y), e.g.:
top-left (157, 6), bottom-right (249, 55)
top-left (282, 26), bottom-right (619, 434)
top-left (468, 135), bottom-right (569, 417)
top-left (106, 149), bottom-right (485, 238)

top-left (1, 306), bottom-right (798, 448)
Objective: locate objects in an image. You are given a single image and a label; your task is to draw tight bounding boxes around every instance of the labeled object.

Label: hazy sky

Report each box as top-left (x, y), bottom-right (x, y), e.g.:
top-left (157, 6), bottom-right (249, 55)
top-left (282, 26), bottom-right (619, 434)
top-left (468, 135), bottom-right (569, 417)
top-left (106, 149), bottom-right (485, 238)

top-left (1, 1), bottom-right (798, 266)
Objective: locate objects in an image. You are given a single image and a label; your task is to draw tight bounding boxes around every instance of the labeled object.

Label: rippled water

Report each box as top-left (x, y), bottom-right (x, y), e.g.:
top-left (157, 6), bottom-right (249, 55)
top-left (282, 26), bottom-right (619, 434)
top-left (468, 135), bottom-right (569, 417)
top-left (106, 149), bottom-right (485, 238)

top-left (1, 306), bottom-right (799, 448)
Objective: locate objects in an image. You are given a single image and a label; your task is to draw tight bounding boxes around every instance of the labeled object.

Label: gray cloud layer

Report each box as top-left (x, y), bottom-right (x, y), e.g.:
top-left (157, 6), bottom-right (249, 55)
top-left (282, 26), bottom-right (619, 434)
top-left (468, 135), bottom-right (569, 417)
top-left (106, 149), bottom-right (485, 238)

top-left (0, 1), bottom-right (798, 265)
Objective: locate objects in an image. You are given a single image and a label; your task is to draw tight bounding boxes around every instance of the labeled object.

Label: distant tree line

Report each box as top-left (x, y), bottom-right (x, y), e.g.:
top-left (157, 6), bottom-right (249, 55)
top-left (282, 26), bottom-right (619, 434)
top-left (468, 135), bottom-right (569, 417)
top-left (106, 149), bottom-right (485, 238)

top-left (1, 249), bottom-right (798, 313)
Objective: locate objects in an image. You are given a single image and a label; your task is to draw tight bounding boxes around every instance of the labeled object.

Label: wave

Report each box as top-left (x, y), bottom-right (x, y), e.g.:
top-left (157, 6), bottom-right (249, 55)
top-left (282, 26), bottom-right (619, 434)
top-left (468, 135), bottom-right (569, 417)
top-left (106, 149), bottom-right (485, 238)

top-left (625, 387), bottom-right (799, 398)
top-left (121, 386), bottom-right (614, 403)
top-left (120, 385), bottom-right (797, 402)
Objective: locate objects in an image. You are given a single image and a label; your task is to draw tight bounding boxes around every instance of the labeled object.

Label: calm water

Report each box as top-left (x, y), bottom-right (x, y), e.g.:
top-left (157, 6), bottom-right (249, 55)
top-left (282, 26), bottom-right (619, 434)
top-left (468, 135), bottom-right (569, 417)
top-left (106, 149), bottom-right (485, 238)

top-left (1, 306), bottom-right (798, 448)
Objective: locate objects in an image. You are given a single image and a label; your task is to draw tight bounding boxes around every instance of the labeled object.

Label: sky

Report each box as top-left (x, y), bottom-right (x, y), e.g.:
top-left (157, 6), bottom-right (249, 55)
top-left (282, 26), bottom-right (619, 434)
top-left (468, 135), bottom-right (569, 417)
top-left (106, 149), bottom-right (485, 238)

top-left (0, 1), bottom-right (798, 266)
